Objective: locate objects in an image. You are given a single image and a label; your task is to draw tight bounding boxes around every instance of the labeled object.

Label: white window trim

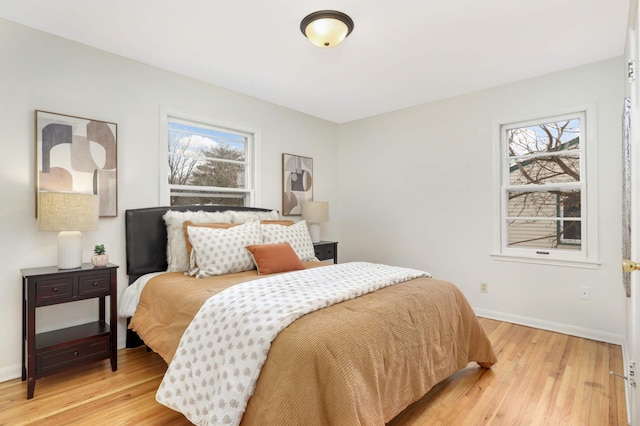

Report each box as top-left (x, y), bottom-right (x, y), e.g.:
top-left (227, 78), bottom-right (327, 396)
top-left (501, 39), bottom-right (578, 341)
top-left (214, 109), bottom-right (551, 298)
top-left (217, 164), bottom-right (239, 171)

top-left (491, 104), bottom-right (600, 268)
top-left (159, 108), bottom-right (261, 207)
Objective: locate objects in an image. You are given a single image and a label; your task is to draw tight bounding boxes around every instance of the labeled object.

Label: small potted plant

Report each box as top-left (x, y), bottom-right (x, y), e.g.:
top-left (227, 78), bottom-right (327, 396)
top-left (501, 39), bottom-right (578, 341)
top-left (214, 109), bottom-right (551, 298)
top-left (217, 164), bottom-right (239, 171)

top-left (92, 244), bottom-right (109, 267)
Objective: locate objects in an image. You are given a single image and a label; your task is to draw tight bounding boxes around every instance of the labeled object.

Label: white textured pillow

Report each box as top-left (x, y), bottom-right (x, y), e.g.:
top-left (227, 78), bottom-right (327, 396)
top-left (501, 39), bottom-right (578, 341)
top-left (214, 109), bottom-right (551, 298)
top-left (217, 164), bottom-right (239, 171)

top-left (187, 221), bottom-right (261, 278)
top-left (260, 220), bottom-right (318, 262)
top-left (163, 210), bottom-right (233, 272)
top-left (231, 210), bottom-right (279, 223)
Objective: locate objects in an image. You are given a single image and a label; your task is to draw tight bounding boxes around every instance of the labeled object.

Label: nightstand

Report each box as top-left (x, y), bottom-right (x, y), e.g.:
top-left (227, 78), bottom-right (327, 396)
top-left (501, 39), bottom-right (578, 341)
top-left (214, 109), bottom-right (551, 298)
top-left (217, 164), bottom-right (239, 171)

top-left (313, 241), bottom-right (338, 263)
top-left (21, 263), bottom-right (118, 399)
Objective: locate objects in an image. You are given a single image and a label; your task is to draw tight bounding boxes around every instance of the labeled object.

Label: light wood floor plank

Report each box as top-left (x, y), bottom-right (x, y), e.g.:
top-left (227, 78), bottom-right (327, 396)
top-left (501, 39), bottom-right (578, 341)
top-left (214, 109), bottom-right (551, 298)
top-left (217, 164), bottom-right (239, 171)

top-left (0, 318), bottom-right (627, 425)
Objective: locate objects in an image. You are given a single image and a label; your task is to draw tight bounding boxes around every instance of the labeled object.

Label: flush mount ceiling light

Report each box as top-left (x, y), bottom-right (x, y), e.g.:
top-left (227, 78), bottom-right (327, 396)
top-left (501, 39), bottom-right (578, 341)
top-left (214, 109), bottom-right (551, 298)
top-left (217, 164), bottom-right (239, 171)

top-left (300, 10), bottom-right (354, 48)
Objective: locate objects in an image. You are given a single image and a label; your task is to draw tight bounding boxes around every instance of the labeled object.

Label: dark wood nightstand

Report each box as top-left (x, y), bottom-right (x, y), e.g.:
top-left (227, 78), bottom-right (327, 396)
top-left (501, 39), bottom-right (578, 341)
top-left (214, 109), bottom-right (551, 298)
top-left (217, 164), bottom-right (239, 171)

top-left (313, 241), bottom-right (338, 263)
top-left (21, 263), bottom-right (118, 399)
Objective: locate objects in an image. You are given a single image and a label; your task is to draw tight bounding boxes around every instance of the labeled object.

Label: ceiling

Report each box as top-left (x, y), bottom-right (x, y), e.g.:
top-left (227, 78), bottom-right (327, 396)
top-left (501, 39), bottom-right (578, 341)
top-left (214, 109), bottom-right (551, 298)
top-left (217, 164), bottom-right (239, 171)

top-left (0, 0), bottom-right (630, 123)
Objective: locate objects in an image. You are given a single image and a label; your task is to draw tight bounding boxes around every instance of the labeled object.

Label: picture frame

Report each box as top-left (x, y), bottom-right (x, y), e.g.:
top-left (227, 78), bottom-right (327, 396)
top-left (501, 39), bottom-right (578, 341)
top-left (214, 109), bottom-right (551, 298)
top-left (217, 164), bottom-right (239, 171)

top-left (35, 110), bottom-right (118, 217)
top-left (282, 153), bottom-right (313, 216)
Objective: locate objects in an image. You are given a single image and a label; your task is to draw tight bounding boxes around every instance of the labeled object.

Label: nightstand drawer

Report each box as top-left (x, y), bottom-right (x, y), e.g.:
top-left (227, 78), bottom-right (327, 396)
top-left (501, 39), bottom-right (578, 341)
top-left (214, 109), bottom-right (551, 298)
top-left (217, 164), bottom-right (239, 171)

top-left (35, 278), bottom-right (73, 305)
top-left (78, 273), bottom-right (110, 297)
top-left (36, 336), bottom-right (110, 375)
top-left (314, 245), bottom-right (335, 260)
top-left (313, 241), bottom-right (338, 263)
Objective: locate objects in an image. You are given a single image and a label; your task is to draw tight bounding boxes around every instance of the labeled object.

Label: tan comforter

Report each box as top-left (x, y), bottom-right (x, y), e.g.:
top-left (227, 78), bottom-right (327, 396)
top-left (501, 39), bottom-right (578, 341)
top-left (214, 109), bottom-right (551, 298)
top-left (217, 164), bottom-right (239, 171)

top-left (129, 263), bottom-right (496, 425)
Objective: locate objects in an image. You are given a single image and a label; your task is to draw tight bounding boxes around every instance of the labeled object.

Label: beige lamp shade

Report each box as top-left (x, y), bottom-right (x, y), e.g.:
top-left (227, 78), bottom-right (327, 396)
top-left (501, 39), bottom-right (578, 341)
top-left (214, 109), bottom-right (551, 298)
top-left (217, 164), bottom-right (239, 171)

top-left (301, 201), bottom-right (329, 223)
top-left (38, 192), bottom-right (99, 269)
top-left (301, 201), bottom-right (329, 243)
top-left (38, 192), bottom-right (99, 231)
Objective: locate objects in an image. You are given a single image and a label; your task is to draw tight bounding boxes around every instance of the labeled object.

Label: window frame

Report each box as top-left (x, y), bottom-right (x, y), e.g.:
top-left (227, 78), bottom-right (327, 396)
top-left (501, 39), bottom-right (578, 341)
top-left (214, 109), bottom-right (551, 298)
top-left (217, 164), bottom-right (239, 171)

top-left (159, 110), bottom-right (261, 207)
top-left (492, 105), bottom-right (600, 268)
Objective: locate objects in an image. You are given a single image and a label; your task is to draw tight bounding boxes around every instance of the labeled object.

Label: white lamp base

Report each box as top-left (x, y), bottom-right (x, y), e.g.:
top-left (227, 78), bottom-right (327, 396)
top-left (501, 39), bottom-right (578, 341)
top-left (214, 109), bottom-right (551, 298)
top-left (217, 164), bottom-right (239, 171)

top-left (308, 223), bottom-right (321, 243)
top-left (58, 231), bottom-right (83, 269)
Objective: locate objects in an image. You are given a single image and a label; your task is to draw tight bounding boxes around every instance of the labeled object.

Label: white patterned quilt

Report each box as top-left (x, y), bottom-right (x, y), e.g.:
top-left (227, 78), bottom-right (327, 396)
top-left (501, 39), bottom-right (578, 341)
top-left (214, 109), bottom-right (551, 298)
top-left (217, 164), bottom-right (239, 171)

top-left (156, 261), bottom-right (430, 425)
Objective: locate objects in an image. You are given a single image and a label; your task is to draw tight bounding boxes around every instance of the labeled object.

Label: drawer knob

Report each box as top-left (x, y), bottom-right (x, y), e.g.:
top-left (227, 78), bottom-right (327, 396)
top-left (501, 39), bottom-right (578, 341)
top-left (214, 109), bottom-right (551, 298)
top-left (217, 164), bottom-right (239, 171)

top-left (51, 287), bottom-right (59, 293)
top-left (73, 351), bottom-right (79, 356)
top-left (92, 282), bottom-right (98, 287)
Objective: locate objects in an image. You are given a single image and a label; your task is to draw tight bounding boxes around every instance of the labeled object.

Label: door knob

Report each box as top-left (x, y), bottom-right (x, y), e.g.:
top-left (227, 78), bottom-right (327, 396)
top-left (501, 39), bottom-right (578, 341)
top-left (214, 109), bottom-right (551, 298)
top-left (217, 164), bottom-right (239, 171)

top-left (623, 259), bottom-right (640, 272)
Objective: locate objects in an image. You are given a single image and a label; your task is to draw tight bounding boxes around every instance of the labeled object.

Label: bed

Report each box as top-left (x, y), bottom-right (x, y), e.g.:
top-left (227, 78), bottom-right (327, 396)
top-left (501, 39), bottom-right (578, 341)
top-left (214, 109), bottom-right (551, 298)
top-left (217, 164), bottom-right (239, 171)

top-left (123, 205), bottom-right (497, 425)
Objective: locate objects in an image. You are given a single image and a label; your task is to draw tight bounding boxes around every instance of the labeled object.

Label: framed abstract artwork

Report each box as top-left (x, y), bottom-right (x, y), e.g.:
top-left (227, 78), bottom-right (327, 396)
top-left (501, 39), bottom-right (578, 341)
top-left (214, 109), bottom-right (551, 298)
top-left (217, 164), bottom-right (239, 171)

top-left (282, 153), bottom-right (313, 216)
top-left (35, 110), bottom-right (118, 217)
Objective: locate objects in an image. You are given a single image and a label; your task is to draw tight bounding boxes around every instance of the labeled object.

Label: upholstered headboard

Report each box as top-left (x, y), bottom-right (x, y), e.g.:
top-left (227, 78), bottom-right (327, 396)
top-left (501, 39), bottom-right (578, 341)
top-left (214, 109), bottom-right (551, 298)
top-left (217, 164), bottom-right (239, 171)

top-left (125, 205), bottom-right (275, 283)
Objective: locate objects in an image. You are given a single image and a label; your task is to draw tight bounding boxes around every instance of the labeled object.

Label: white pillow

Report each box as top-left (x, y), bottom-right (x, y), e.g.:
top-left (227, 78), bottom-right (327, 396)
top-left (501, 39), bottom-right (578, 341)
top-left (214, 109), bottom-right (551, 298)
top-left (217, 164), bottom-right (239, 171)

top-left (260, 220), bottom-right (318, 262)
top-left (163, 210), bottom-right (233, 272)
top-left (187, 221), bottom-right (261, 278)
top-left (231, 210), bottom-right (279, 223)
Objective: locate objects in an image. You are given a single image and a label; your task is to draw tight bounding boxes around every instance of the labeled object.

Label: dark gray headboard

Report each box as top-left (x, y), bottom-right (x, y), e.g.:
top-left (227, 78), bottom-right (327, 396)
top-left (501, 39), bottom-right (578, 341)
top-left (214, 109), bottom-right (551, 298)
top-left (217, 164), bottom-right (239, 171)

top-left (125, 205), bottom-right (275, 283)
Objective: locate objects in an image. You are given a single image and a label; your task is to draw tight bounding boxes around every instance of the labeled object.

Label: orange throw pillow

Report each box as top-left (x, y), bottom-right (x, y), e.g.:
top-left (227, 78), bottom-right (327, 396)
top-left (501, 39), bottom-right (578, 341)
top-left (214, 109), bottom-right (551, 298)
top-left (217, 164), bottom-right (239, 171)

top-left (246, 243), bottom-right (305, 275)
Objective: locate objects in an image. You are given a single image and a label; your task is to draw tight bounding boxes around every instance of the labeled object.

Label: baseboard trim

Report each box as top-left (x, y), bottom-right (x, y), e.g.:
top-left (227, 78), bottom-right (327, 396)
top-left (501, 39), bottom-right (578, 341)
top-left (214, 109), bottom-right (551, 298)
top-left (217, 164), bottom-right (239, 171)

top-left (0, 364), bottom-right (22, 383)
top-left (473, 307), bottom-right (625, 346)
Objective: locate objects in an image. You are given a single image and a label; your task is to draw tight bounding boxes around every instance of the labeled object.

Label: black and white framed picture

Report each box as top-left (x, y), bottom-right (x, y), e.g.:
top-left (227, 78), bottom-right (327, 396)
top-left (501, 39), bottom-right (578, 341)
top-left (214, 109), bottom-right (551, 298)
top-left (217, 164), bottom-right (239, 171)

top-left (282, 153), bottom-right (313, 216)
top-left (35, 110), bottom-right (118, 217)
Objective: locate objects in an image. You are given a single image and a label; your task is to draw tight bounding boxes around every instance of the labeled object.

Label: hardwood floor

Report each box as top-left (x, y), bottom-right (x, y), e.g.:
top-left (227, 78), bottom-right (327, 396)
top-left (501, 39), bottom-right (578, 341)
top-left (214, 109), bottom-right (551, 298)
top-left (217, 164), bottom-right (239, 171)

top-left (0, 318), bottom-right (627, 425)
top-left (388, 319), bottom-right (627, 426)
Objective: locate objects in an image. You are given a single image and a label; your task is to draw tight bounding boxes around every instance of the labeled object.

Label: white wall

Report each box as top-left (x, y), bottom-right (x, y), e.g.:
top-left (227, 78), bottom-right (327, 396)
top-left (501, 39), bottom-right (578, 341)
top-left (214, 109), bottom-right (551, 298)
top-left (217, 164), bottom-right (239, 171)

top-left (0, 18), bottom-right (340, 381)
top-left (339, 57), bottom-right (626, 343)
top-left (0, 16), bottom-right (627, 383)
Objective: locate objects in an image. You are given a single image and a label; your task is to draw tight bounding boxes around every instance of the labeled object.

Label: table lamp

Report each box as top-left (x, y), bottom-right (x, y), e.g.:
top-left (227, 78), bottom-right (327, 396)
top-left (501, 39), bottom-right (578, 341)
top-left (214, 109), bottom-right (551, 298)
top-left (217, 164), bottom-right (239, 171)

top-left (38, 192), bottom-right (99, 269)
top-left (301, 201), bottom-right (328, 243)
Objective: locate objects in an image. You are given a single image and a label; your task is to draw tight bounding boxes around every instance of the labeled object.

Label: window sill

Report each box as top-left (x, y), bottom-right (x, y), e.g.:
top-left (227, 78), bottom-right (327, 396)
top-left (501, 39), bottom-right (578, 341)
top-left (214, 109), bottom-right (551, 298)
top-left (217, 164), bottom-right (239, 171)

top-left (490, 253), bottom-right (601, 269)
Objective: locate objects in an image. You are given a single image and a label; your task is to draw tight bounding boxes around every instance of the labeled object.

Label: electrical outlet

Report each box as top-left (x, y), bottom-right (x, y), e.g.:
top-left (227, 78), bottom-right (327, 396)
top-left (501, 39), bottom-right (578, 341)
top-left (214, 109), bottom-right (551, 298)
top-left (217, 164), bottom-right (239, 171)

top-left (579, 285), bottom-right (591, 300)
top-left (480, 282), bottom-right (488, 293)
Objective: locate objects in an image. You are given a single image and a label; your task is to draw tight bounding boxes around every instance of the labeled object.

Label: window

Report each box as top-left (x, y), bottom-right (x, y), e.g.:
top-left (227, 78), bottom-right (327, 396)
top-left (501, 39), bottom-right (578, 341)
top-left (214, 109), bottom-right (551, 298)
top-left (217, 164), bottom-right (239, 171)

top-left (163, 114), bottom-right (257, 207)
top-left (558, 192), bottom-right (581, 244)
top-left (494, 107), bottom-right (598, 266)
